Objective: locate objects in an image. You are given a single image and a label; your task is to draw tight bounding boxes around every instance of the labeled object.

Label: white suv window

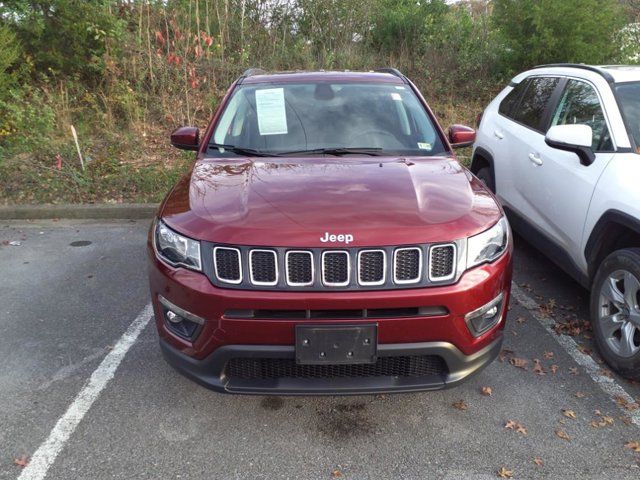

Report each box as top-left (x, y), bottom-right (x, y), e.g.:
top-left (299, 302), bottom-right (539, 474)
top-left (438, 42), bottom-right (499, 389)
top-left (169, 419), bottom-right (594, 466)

top-left (511, 77), bottom-right (560, 132)
top-left (551, 79), bottom-right (613, 151)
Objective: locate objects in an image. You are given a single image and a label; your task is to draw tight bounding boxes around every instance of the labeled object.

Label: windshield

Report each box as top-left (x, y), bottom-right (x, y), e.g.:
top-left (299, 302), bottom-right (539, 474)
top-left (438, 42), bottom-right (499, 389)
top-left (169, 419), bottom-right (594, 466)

top-left (210, 82), bottom-right (446, 156)
top-left (616, 81), bottom-right (640, 149)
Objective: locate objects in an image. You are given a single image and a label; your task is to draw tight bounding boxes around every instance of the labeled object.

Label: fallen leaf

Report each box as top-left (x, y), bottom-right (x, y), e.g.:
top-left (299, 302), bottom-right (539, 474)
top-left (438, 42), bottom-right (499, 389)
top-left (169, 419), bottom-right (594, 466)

top-left (533, 359), bottom-right (546, 375)
top-left (533, 457), bottom-right (543, 466)
top-left (621, 416), bottom-right (633, 425)
top-left (331, 469), bottom-right (343, 478)
top-left (510, 357), bottom-right (528, 370)
top-left (575, 391), bottom-right (586, 398)
top-left (505, 420), bottom-right (527, 435)
top-left (550, 364), bottom-right (558, 374)
top-left (624, 441), bottom-right (640, 452)
top-left (562, 409), bottom-right (577, 419)
top-left (598, 368), bottom-right (613, 378)
top-left (614, 396), bottom-right (640, 411)
top-left (555, 429), bottom-right (571, 441)
top-left (569, 367), bottom-right (579, 375)
top-left (452, 400), bottom-right (468, 411)
top-left (481, 386), bottom-right (493, 396)
top-left (543, 351), bottom-right (554, 359)
top-left (14, 455), bottom-right (29, 468)
top-left (497, 467), bottom-right (514, 478)
top-left (499, 348), bottom-right (514, 362)
top-left (516, 316), bottom-right (526, 324)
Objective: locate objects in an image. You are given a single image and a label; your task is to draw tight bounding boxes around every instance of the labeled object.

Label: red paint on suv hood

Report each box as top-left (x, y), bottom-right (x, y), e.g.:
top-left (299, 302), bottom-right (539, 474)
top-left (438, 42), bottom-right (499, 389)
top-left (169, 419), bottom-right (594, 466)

top-left (160, 156), bottom-right (502, 247)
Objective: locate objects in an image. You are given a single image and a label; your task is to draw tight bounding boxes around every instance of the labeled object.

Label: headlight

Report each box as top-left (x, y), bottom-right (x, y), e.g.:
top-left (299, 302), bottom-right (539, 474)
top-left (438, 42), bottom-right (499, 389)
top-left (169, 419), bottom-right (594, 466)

top-left (467, 216), bottom-right (509, 269)
top-left (154, 220), bottom-right (202, 271)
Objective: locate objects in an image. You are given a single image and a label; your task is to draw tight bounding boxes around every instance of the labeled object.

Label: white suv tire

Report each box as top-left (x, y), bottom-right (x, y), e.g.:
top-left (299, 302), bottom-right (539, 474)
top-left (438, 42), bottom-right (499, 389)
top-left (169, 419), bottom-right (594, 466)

top-left (590, 248), bottom-right (640, 380)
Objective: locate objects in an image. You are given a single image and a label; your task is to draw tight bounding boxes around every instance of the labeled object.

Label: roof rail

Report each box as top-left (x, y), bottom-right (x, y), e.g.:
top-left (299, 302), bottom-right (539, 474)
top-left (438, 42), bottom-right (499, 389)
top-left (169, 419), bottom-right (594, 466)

top-left (375, 68), bottom-right (408, 83)
top-left (532, 63), bottom-right (615, 84)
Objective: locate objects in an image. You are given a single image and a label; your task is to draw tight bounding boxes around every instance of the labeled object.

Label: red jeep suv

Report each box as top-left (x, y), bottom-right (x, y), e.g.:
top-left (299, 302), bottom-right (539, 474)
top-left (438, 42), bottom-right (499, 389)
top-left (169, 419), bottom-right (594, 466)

top-left (148, 68), bottom-right (513, 395)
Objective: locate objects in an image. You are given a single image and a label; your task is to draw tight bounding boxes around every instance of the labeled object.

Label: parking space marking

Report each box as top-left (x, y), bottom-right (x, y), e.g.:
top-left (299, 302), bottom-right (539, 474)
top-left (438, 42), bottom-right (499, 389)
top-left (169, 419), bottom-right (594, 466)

top-left (17, 303), bottom-right (153, 480)
top-left (511, 284), bottom-right (640, 428)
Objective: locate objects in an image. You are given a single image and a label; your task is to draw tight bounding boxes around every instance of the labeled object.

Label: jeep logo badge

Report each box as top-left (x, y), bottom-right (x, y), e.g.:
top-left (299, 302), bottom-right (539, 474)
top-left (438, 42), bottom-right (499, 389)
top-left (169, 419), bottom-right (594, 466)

top-left (320, 232), bottom-right (354, 244)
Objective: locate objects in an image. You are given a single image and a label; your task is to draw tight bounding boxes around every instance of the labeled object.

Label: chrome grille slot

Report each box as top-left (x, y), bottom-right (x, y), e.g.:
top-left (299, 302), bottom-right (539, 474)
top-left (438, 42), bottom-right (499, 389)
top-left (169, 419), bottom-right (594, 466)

top-left (358, 250), bottom-right (385, 286)
top-left (322, 251), bottom-right (350, 286)
top-left (249, 249), bottom-right (278, 286)
top-left (286, 250), bottom-right (314, 286)
top-left (394, 247), bottom-right (422, 284)
top-left (429, 244), bottom-right (456, 281)
top-left (213, 247), bottom-right (242, 284)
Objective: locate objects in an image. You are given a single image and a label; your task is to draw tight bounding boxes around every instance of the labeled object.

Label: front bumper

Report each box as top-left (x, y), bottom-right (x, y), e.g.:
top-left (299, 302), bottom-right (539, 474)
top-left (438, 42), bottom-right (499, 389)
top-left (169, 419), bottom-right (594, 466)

top-left (159, 334), bottom-right (503, 395)
top-left (149, 234), bottom-right (512, 395)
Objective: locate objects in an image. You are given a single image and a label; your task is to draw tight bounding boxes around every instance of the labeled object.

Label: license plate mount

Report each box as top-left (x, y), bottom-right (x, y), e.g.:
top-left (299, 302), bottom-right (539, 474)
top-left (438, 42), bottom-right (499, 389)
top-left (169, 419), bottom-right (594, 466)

top-left (295, 324), bottom-right (377, 365)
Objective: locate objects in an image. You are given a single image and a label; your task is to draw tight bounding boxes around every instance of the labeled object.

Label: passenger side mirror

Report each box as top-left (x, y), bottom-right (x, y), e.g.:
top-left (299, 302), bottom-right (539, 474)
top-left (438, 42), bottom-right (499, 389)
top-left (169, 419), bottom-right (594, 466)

top-left (545, 124), bottom-right (595, 166)
top-left (170, 126), bottom-right (200, 151)
top-left (448, 125), bottom-right (476, 149)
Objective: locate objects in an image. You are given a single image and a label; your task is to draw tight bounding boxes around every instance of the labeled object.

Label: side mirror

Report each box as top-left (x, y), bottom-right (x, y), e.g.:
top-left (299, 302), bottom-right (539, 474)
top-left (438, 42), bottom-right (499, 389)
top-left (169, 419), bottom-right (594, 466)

top-left (545, 124), bottom-right (595, 166)
top-left (170, 126), bottom-right (200, 151)
top-left (448, 125), bottom-right (476, 149)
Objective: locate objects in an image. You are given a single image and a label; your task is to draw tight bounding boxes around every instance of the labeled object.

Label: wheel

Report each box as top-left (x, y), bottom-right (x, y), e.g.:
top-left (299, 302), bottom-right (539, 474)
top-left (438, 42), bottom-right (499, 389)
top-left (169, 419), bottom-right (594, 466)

top-left (476, 166), bottom-right (495, 193)
top-left (590, 248), bottom-right (640, 380)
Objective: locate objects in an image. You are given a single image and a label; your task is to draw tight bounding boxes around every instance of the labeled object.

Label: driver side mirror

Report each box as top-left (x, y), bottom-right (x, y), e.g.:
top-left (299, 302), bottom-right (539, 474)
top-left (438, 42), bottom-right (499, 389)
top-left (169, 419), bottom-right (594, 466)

top-left (545, 124), bottom-right (595, 166)
top-left (448, 125), bottom-right (476, 149)
top-left (170, 126), bottom-right (200, 151)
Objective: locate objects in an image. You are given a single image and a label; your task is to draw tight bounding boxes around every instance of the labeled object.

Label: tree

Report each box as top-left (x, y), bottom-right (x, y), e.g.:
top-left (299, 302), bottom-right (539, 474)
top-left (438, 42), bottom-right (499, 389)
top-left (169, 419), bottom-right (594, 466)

top-left (493, 0), bottom-right (625, 73)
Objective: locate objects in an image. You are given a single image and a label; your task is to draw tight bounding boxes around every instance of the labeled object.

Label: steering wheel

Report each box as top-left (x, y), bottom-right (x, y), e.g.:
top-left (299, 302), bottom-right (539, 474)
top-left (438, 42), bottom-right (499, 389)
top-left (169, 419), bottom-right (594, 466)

top-left (350, 129), bottom-right (400, 147)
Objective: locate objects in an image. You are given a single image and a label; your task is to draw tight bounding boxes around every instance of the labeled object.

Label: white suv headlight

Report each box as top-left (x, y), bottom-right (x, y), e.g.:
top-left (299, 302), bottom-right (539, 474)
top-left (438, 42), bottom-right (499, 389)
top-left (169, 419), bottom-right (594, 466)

top-left (466, 216), bottom-right (509, 269)
top-left (154, 220), bottom-right (202, 271)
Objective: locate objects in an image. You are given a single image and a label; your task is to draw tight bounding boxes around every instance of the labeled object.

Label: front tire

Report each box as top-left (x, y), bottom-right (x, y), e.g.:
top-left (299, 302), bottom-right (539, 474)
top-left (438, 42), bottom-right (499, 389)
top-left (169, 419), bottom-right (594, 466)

top-left (590, 248), bottom-right (640, 380)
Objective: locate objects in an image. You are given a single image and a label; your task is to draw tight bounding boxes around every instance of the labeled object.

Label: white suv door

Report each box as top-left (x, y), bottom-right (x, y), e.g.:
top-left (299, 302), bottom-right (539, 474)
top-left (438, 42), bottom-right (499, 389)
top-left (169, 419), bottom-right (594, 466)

top-left (515, 78), bottom-right (615, 262)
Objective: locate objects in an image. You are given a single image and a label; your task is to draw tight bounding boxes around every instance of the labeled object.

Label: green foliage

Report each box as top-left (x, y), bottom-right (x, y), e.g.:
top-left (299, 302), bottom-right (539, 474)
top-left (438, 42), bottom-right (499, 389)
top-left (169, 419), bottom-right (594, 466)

top-left (493, 0), bottom-right (626, 73)
top-left (0, 0), bottom-right (124, 81)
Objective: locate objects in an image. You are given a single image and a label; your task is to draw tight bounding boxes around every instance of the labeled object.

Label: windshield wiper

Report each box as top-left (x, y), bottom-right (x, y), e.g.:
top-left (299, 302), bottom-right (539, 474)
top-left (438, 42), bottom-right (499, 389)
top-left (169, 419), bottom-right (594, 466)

top-left (278, 147), bottom-right (385, 156)
top-left (208, 143), bottom-right (281, 157)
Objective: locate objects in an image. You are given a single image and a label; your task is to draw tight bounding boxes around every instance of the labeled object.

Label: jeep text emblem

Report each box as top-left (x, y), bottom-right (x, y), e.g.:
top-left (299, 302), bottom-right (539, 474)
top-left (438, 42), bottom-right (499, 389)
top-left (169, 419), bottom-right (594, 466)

top-left (320, 232), bottom-right (354, 244)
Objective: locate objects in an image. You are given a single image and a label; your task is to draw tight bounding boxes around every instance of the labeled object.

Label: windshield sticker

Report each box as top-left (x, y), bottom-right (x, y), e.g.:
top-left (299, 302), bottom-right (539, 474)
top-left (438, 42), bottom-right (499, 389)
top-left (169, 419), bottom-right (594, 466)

top-left (255, 88), bottom-right (288, 135)
top-left (417, 142), bottom-right (432, 150)
top-left (394, 86), bottom-right (406, 90)
top-left (391, 92), bottom-right (402, 101)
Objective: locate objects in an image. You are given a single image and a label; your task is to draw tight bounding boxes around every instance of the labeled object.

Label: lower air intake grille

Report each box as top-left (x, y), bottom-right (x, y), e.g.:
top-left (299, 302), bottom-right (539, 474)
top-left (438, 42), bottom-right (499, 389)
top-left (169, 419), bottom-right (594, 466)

top-left (225, 355), bottom-right (447, 380)
top-left (430, 245), bottom-right (455, 280)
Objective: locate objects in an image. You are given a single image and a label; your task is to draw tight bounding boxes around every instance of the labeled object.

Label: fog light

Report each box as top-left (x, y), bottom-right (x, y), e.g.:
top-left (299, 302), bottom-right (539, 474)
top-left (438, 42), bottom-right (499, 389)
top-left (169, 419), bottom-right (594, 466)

top-left (465, 293), bottom-right (504, 337)
top-left (158, 295), bottom-right (205, 340)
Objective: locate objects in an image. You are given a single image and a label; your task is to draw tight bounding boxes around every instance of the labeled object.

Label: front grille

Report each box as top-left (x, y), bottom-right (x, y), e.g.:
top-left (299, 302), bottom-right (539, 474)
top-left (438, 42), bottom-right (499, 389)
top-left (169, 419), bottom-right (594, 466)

top-left (322, 251), bottom-right (349, 286)
top-left (430, 244), bottom-right (456, 280)
top-left (205, 242), bottom-right (460, 290)
top-left (286, 251), bottom-right (313, 286)
top-left (358, 250), bottom-right (385, 285)
top-left (224, 305), bottom-right (449, 319)
top-left (226, 355), bottom-right (447, 380)
top-left (250, 250), bottom-right (277, 285)
top-left (394, 248), bottom-right (421, 283)
top-left (214, 247), bottom-right (242, 283)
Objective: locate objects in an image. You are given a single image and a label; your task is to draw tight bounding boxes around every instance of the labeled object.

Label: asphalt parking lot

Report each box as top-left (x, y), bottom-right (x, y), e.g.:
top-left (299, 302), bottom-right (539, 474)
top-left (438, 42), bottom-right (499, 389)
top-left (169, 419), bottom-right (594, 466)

top-left (1, 219), bottom-right (639, 480)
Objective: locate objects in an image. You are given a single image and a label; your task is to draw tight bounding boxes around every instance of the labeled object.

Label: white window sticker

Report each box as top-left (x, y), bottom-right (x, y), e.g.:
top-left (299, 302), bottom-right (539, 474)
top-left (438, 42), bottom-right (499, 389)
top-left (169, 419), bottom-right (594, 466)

top-left (391, 92), bottom-right (402, 101)
top-left (417, 142), bottom-right (433, 150)
top-left (255, 88), bottom-right (288, 135)
top-left (394, 86), bottom-right (406, 90)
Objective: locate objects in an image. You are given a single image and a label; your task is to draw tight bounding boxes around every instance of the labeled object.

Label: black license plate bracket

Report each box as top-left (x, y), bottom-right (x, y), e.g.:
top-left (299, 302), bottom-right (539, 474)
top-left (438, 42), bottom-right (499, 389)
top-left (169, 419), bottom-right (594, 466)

top-left (295, 324), bottom-right (377, 365)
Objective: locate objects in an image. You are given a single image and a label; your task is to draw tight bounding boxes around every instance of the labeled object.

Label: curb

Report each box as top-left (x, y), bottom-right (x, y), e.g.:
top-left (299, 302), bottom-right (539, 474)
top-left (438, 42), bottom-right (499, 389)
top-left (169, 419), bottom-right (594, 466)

top-left (0, 203), bottom-right (159, 220)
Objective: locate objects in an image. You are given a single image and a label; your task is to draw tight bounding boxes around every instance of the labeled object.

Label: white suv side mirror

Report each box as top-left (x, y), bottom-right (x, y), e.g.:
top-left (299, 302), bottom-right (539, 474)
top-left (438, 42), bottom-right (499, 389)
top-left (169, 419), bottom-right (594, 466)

top-left (545, 124), bottom-right (595, 166)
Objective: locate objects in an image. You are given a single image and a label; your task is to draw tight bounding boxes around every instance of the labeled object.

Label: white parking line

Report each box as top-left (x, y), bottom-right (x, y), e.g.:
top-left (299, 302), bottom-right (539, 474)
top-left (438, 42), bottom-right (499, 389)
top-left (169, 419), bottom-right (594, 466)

top-left (511, 284), bottom-right (640, 428)
top-left (17, 303), bottom-right (153, 480)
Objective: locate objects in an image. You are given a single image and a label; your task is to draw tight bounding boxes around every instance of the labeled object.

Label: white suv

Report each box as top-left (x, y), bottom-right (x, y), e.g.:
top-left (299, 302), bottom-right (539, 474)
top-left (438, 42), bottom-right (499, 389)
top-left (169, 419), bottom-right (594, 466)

top-left (472, 64), bottom-right (640, 379)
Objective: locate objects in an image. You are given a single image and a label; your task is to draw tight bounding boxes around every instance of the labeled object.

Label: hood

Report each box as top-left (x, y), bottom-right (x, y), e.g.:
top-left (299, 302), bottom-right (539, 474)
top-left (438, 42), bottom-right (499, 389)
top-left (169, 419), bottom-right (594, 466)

top-left (161, 156), bottom-right (502, 247)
